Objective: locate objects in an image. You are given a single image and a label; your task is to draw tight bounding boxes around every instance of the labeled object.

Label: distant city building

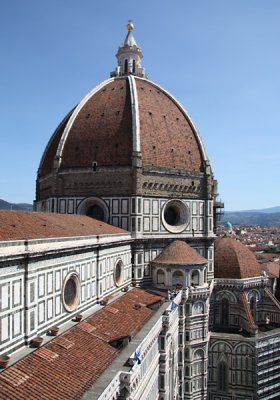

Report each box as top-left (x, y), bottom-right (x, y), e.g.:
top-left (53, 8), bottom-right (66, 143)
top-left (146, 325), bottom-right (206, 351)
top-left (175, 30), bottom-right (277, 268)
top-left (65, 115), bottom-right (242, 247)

top-left (1, 22), bottom-right (280, 400)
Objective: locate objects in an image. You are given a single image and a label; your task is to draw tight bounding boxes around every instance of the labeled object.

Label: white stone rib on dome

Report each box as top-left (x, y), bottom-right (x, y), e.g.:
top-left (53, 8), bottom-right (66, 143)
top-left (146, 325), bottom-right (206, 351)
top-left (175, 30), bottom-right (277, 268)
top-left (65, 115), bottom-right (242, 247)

top-left (134, 76), bottom-right (209, 163)
top-left (55, 78), bottom-right (115, 167)
top-left (128, 76), bottom-right (141, 153)
top-left (38, 108), bottom-right (74, 174)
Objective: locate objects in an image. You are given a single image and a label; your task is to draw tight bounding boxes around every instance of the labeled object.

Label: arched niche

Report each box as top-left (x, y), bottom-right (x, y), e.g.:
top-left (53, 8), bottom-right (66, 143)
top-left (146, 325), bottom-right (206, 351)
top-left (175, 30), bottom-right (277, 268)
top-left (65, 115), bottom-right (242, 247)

top-left (191, 270), bottom-right (199, 286)
top-left (172, 270), bottom-right (184, 288)
top-left (157, 269), bottom-right (166, 286)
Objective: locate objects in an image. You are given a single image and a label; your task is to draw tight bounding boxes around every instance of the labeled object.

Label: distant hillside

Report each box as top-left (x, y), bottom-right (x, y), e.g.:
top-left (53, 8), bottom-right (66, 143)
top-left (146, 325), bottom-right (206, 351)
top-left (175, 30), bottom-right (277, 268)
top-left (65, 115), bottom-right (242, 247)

top-left (221, 210), bottom-right (280, 226)
top-left (0, 199), bottom-right (33, 211)
top-left (230, 206), bottom-right (280, 214)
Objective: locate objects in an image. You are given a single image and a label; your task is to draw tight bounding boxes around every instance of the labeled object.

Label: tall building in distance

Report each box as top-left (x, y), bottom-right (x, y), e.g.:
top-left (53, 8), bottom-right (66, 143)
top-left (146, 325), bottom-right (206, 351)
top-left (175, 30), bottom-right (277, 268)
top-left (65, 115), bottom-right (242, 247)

top-left (0, 22), bottom-right (280, 400)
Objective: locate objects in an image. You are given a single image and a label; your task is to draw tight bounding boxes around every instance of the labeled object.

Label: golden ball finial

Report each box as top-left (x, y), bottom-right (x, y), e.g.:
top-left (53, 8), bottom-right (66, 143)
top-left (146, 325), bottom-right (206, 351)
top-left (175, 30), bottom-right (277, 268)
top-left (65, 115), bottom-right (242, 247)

top-left (127, 19), bottom-right (134, 32)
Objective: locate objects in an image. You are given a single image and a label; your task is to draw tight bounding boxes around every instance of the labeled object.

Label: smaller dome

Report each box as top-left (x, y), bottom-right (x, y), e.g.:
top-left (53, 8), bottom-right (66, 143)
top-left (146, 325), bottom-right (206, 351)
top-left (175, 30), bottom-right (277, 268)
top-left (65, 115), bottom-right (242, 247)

top-left (214, 237), bottom-right (261, 279)
top-left (152, 240), bottom-right (207, 266)
top-left (225, 221), bottom-right (233, 231)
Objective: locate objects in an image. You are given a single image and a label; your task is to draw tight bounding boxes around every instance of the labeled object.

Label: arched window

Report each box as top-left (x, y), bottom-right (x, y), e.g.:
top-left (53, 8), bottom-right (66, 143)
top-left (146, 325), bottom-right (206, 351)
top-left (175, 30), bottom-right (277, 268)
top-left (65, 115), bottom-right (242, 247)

top-left (157, 269), bottom-right (165, 285)
top-left (172, 270), bottom-right (184, 287)
top-left (124, 59), bottom-right (128, 73)
top-left (221, 298), bottom-right (229, 325)
top-left (193, 349), bottom-right (204, 376)
top-left (217, 361), bottom-right (228, 392)
top-left (133, 59), bottom-right (136, 73)
top-left (191, 270), bottom-right (199, 286)
top-left (250, 295), bottom-right (257, 321)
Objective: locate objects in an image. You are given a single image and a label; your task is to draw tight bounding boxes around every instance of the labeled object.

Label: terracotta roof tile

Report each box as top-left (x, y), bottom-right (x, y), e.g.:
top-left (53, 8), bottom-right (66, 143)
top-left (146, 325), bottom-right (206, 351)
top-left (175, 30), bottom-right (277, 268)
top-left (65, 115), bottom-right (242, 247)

top-left (136, 79), bottom-right (203, 171)
top-left (0, 211), bottom-right (127, 241)
top-left (0, 289), bottom-right (163, 400)
top-left (214, 237), bottom-right (261, 279)
top-left (152, 240), bottom-right (207, 266)
top-left (60, 79), bottom-right (133, 169)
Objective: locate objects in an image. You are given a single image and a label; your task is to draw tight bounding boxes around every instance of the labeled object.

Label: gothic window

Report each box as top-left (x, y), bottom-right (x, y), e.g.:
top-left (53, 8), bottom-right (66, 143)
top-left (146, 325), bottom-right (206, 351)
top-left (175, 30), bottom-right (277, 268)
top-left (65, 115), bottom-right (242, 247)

top-left (124, 59), bottom-right (128, 73)
top-left (217, 361), bottom-right (228, 392)
top-left (133, 59), bottom-right (136, 73)
top-left (193, 349), bottom-right (204, 376)
top-left (193, 301), bottom-right (204, 315)
top-left (221, 298), bottom-right (229, 325)
top-left (250, 295), bottom-right (257, 320)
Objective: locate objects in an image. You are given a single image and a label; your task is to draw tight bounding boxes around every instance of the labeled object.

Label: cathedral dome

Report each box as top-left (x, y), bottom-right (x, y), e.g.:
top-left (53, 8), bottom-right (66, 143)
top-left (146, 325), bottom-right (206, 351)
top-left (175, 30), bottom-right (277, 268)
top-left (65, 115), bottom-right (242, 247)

top-left (39, 75), bottom-right (207, 178)
top-left (38, 22), bottom-right (208, 182)
top-left (152, 240), bottom-right (207, 267)
top-left (35, 22), bottom-right (215, 221)
top-left (214, 237), bottom-right (261, 279)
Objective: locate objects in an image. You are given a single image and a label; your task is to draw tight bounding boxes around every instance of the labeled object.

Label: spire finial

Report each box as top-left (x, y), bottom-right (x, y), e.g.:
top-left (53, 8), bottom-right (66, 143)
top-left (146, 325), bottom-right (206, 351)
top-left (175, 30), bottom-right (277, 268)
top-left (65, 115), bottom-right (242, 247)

top-left (127, 19), bottom-right (134, 32)
top-left (110, 21), bottom-right (147, 79)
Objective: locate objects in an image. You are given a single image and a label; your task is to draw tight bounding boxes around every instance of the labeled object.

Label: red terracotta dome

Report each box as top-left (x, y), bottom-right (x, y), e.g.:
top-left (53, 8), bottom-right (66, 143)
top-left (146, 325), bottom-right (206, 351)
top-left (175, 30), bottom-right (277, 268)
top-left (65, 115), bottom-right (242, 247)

top-left (152, 240), bottom-right (207, 266)
top-left (214, 237), bottom-right (261, 279)
top-left (38, 76), bottom-right (207, 178)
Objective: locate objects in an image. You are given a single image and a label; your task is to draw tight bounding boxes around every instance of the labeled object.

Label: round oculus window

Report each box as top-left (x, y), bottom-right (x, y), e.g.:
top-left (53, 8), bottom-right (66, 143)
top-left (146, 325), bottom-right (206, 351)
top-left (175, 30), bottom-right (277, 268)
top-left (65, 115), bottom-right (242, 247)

top-left (62, 273), bottom-right (81, 313)
top-left (162, 200), bottom-right (189, 233)
top-left (114, 260), bottom-right (124, 287)
top-left (77, 197), bottom-right (109, 223)
top-left (86, 204), bottom-right (105, 221)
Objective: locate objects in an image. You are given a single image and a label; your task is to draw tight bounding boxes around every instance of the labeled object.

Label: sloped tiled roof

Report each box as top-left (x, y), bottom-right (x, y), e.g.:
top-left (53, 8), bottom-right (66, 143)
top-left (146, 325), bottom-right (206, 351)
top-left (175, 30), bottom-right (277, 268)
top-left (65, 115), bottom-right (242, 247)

top-left (152, 240), bottom-right (207, 266)
top-left (0, 211), bottom-right (127, 241)
top-left (215, 237), bottom-right (261, 279)
top-left (0, 289), bottom-right (163, 400)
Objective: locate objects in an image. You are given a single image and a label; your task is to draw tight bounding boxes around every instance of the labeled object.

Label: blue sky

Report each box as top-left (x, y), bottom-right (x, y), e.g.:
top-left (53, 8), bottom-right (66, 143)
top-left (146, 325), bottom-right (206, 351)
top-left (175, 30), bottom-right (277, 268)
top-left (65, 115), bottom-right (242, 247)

top-left (0, 0), bottom-right (279, 211)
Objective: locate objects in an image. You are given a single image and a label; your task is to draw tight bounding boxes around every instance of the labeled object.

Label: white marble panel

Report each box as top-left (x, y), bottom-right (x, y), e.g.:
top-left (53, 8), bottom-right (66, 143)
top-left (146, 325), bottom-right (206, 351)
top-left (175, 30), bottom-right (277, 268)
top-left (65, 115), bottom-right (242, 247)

top-left (152, 217), bottom-right (159, 231)
top-left (55, 295), bottom-right (60, 315)
top-left (55, 271), bottom-right (61, 291)
top-left (121, 199), bottom-right (128, 214)
top-left (81, 263), bottom-right (85, 281)
top-left (86, 263), bottom-right (90, 280)
top-left (143, 217), bottom-right (150, 232)
top-left (38, 301), bottom-right (45, 324)
top-left (192, 202), bottom-right (197, 215)
top-left (38, 275), bottom-right (45, 297)
top-left (13, 280), bottom-right (21, 307)
top-left (47, 298), bottom-right (53, 319)
top-left (13, 311), bottom-right (21, 336)
top-left (87, 283), bottom-right (91, 299)
top-left (1, 315), bottom-right (9, 341)
top-left (152, 200), bottom-right (159, 215)
top-left (62, 268), bottom-right (68, 280)
top-left (47, 273), bottom-right (53, 294)
top-left (81, 285), bottom-right (85, 302)
top-left (143, 199), bottom-right (150, 214)
top-left (112, 199), bottom-right (119, 214)
top-left (192, 218), bottom-right (197, 231)
top-left (1, 283), bottom-right (9, 310)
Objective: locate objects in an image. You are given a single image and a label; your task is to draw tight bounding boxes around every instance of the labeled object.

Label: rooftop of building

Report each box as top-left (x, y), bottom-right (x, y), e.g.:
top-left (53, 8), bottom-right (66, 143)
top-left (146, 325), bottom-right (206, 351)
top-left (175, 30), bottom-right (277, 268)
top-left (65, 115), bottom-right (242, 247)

top-left (0, 211), bottom-right (127, 241)
top-left (152, 240), bottom-right (207, 266)
top-left (214, 236), bottom-right (262, 279)
top-left (0, 288), bottom-right (163, 400)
